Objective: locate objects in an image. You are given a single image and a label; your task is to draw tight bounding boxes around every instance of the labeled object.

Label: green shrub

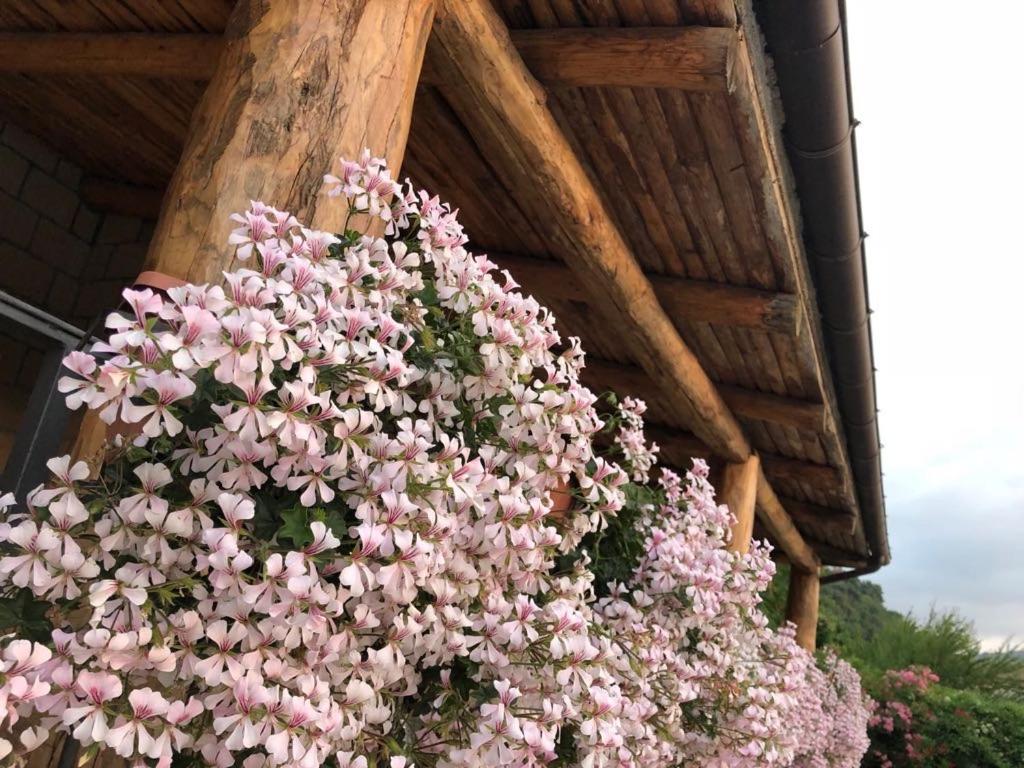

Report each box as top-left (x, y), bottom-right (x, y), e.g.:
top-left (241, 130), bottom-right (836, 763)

top-left (866, 674), bottom-right (1024, 767)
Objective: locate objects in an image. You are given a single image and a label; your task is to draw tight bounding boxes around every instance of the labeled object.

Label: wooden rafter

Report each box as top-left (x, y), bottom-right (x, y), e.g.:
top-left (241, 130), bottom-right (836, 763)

top-left (493, 252), bottom-right (802, 334)
top-left (650, 427), bottom-right (846, 498)
top-left (423, 27), bottom-right (737, 92)
top-left (426, 0), bottom-right (830, 573)
top-left (0, 33), bottom-right (222, 79)
top-left (429, 0), bottom-right (750, 462)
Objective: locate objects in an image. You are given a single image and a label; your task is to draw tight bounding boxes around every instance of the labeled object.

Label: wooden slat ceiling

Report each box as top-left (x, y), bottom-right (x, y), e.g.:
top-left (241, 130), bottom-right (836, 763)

top-left (0, 0), bottom-right (869, 565)
top-left (0, 1), bottom-right (229, 185)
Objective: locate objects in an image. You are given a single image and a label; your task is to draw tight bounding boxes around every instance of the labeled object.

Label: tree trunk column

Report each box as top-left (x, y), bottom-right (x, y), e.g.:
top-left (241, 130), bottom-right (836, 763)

top-left (786, 567), bottom-right (820, 651)
top-left (145, 0), bottom-right (435, 283)
top-left (73, 0), bottom-right (433, 469)
top-left (722, 454), bottom-right (759, 553)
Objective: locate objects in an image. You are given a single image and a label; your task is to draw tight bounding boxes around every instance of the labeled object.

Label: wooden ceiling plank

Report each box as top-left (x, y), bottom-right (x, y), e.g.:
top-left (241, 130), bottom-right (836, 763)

top-left (780, 497), bottom-right (857, 536)
top-left (632, 88), bottom-right (714, 279)
top-left (606, 86), bottom-right (704, 270)
top-left (0, 32), bottom-right (222, 78)
top-left (690, 90), bottom-right (780, 288)
top-left (491, 252), bottom-right (802, 334)
top-left (576, 87), bottom-right (684, 274)
top-left (656, 91), bottom-right (743, 284)
top-left (546, 87), bottom-right (667, 274)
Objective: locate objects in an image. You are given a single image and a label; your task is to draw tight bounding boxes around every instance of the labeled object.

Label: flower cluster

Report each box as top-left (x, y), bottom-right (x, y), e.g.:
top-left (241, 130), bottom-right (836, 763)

top-left (610, 398), bottom-right (658, 484)
top-left (0, 153), bottom-right (869, 767)
top-left (866, 667), bottom-right (941, 767)
top-left (789, 651), bottom-right (873, 768)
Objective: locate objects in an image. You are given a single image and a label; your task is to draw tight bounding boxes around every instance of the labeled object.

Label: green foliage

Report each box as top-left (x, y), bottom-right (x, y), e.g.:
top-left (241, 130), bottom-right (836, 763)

top-left (761, 562), bottom-right (1024, 765)
top-left (583, 480), bottom-right (660, 595)
top-left (866, 683), bottom-right (1024, 768)
top-left (849, 611), bottom-right (1024, 699)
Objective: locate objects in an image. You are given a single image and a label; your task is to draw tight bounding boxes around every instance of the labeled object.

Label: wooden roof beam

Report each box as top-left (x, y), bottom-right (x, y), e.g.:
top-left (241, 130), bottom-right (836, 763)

top-left (0, 33), bottom-right (222, 79)
top-left (428, 0), bottom-right (826, 572)
top-left (0, 25), bottom-right (735, 93)
top-left (757, 467), bottom-right (820, 573)
top-left (429, 0), bottom-right (749, 462)
top-left (760, 454), bottom-right (843, 491)
top-left (583, 357), bottom-right (825, 432)
top-left (422, 26), bottom-right (737, 92)
top-left (494, 252), bottom-right (801, 335)
top-left (650, 427), bottom-right (844, 496)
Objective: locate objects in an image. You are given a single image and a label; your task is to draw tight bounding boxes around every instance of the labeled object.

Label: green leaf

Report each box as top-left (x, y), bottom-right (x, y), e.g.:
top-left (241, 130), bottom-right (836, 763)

top-left (414, 279), bottom-right (439, 307)
top-left (279, 507), bottom-right (311, 547)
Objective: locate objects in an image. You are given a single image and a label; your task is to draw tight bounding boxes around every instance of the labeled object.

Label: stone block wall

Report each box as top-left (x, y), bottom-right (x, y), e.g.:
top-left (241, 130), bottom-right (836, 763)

top-left (0, 120), bottom-right (155, 470)
top-left (0, 119), bottom-right (153, 329)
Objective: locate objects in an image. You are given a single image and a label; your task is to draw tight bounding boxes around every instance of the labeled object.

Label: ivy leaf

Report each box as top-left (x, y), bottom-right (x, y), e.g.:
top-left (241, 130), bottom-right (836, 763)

top-left (321, 508), bottom-right (350, 542)
top-left (279, 507), bottom-right (311, 547)
top-left (414, 279), bottom-right (439, 307)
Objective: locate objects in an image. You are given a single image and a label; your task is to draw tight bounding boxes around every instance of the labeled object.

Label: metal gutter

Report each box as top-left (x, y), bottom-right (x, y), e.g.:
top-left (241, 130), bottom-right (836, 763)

top-left (752, 0), bottom-right (889, 569)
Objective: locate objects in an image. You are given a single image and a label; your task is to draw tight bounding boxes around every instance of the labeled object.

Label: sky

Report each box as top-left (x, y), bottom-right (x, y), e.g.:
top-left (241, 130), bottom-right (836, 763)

top-left (846, 2), bottom-right (1024, 649)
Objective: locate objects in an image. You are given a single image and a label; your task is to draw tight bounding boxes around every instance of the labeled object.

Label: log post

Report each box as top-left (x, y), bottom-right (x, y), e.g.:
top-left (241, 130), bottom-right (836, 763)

top-left (73, 0), bottom-right (435, 468)
top-left (722, 454), bottom-right (759, 554)
top-left (145, 0), bottom-right (435, 284)
top-left (786, 567), bottom-right (821, 651)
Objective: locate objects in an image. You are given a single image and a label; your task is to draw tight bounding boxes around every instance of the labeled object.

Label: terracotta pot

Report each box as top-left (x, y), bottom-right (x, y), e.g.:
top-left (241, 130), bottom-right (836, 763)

top-left (548, 477), bottom-right (574, 522)
top-left (133, 270), bottom-right (188, 294)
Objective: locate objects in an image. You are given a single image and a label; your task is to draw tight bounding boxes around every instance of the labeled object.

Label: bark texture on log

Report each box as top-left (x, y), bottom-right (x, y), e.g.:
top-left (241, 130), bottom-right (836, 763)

top-left (145, 0), bottom-right (435, 283)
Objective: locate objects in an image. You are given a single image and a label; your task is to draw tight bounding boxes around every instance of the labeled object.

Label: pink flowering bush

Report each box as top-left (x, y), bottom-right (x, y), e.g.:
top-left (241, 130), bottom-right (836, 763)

top-left (0, 153), bottom-right (870, 767)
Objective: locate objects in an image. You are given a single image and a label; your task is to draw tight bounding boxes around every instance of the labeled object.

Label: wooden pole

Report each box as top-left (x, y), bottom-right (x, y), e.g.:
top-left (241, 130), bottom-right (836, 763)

top-left (73, 0), bottom-right (435, 469)
top-left (722, 454), bottom-right (759, 553)
top-left (144, 0), bottom-right (435, 284)
top-left (491, 253), bottom-right (802, 334)
top-left (786, 567), bottom-right (821, 651)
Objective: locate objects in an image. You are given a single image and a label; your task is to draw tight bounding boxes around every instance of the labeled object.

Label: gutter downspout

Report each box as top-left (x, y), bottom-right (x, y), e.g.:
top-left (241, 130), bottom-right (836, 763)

top-left (752, 0), bottom-right (889, 571)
